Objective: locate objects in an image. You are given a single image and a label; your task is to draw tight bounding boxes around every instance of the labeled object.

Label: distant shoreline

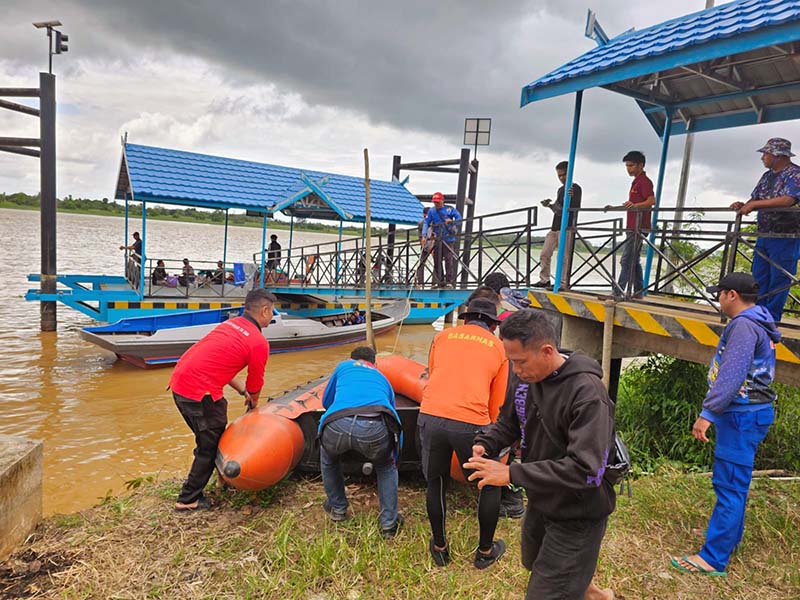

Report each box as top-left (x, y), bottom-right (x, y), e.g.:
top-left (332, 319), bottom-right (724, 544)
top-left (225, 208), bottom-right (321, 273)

top-left (0, 204), bottom-right (374, 237)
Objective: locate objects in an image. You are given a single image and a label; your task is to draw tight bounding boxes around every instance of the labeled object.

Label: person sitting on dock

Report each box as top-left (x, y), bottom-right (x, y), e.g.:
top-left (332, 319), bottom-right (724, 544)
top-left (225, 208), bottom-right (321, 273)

top-left (423, 192), bottom-right (461, 288)
top-left (419, 297), bottom-right (509, 569)
top-left (169, 288), bottom-right (276, 512)
top-left (466, 309), bottom-right (616, 600)
top-left (535, 161), bottom-right (582, 290)
top-left (178, 258), bottom-right (196, 287)
top-left (605, 151), bottom-right (655, 299)
top-left (151, 259), bottom-right (168, 286)
top-left (208, 261), bottom-right (226, 285)
top-left (317, 346), bottom-right (404, 537)
top-left (671, 272), bottom-right (781, 577)
top-left (729, 137), bottom-right (800, 322)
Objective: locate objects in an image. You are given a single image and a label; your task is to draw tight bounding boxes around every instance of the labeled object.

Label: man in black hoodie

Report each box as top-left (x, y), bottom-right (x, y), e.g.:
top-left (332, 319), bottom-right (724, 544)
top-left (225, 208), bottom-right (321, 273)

top-left (465, 309), bottom-right (615, 600)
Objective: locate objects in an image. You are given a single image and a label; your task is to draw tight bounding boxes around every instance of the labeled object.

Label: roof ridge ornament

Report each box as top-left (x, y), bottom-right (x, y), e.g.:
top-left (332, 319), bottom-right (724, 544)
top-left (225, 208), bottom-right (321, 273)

top-left (585, 10), bottom-right (609, 46)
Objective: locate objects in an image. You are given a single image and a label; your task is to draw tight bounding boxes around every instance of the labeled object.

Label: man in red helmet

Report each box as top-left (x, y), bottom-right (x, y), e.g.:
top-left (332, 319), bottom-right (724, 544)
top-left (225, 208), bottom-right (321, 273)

top-left (422, 192), bottom-right (461, 287)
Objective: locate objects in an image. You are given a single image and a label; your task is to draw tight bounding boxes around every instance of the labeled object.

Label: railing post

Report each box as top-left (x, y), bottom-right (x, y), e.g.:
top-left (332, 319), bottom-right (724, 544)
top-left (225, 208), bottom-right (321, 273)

top-left (643, 110), bottom-right (673, 291)
top-left (139, 201), bottom-right (146, 299)
top-left (554, 90), bottom-right (583, 294)
top-left (525, 207), bottom-right (533, 287)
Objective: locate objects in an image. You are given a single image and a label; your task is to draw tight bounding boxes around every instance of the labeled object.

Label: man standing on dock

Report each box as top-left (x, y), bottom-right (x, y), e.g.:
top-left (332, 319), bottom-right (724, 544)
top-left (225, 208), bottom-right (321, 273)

top-left (672, 272), bottom-right (781, 577)
top-left (423, 192), bottom-right (461, 287)
top-left (169, 289), bottom-right (276, 511)
top-left (730, 137), bottom-right (800, 322)
top-left (606, 151), bottom-right (655, 298)
top-left (535, 161), bottom-right (582, 290)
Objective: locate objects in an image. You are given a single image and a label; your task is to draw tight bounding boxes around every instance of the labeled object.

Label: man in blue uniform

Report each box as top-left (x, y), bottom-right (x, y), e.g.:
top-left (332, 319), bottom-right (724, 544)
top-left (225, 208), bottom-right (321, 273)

top-left (318, 346), bottom-right (404, 537)
top-left (672, 272), bottom-right (781, 576)
top-left (423, 192), bottom-right (461, 287)
top-left (730, 137), bottom-right (800, 321)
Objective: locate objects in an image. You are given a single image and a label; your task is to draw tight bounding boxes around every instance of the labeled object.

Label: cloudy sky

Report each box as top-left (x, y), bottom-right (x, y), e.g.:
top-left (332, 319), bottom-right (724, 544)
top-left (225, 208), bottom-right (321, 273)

top-left (1, 0), bottom-right (793, 222)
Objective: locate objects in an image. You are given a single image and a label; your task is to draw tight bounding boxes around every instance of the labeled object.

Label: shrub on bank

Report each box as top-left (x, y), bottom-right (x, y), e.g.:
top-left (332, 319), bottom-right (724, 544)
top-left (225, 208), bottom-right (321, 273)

top-left (616, 355), bottom-right (800, 473)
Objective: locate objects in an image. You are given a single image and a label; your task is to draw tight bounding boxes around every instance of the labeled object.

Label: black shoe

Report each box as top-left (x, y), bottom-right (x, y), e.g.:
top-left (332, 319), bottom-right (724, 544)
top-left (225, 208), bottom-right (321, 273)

top-left (499, 488), bottom-right (525, 519)
top-left (323, 500), bottom-right (348, 522)
top-left (429, 537), bottom-right (450, 567)
top-left (532, 280), bottom-right (549, 288)
top-left (474, 539), bottom-right (506, 569)
top-left (381, 514), bottom-right (404, 539)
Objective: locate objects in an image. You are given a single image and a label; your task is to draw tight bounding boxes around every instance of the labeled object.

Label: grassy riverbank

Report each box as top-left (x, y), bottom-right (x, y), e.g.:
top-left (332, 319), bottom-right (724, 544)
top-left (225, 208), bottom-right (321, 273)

top-left (1, 471), bottom-right (798, 599)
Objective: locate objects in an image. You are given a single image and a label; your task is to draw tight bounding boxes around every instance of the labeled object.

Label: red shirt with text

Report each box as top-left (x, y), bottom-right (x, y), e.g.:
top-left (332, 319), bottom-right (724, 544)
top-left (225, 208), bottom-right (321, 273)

top-left (169, 316), bottom-right (269, 401)
top-left (627, 172), bottom-right (654, 231)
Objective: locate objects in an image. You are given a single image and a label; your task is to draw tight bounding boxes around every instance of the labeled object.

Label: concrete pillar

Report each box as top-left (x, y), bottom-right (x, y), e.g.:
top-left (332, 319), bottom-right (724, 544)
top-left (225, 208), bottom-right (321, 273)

top-left (0, 435), bottom-right (43, 560)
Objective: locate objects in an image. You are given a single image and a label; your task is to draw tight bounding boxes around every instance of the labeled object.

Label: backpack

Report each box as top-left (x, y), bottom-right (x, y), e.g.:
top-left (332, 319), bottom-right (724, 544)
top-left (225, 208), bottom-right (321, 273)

top-left (527, 392), bottom-right (632, 497)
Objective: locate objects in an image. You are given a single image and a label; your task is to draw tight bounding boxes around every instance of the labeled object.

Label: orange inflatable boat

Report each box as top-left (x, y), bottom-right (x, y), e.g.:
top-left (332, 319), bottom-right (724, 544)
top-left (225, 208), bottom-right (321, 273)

top-left (216, 355), bottom-right (428, 490)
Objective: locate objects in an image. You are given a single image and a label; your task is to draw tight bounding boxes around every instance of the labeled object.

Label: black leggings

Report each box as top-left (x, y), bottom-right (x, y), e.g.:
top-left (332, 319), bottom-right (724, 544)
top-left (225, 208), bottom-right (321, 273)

top-left (418, 413), bottom-right (501, 551)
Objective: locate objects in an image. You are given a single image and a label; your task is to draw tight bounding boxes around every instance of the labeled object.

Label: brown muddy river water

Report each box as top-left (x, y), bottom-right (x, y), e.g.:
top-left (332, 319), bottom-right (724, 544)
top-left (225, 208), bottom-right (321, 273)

top-left (0, 208), bottom-right (439, 515)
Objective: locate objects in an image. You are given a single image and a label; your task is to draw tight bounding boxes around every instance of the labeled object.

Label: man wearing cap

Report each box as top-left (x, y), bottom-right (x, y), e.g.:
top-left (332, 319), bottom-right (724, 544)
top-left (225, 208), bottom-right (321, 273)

top-left (170, 289), bottom-right (276, 511)
top-left (423, 192), bottom-right (462, 287)
top-left (671, 272), bottom-right (781, 576)
top-left (730, 138), bottom-right (800, 321)
top-left (418, 297), bottom-right (509, 568)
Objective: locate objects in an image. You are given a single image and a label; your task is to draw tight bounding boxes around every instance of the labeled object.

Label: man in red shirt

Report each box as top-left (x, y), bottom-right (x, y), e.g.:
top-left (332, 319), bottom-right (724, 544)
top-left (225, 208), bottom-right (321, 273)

top-left (606, 151), bottom-right (655, 298)
top-left (170, 288), bottom-right (276, 511)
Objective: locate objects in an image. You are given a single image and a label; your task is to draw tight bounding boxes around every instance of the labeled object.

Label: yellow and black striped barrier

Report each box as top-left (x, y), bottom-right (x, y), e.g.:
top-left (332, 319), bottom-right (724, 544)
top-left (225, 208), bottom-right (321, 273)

top-left (526, 290), bottom-right (800, 366)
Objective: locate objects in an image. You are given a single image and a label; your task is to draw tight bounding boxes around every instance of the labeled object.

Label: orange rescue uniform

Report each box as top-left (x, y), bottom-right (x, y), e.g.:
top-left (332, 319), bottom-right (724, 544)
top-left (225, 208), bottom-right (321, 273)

top-left (421, 323), bottom-right (509, 425)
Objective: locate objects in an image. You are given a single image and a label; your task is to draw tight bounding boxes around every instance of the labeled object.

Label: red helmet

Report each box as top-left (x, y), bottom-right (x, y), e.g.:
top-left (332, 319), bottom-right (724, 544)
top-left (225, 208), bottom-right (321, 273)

top-left (432, 191), bottom-right (444, 203)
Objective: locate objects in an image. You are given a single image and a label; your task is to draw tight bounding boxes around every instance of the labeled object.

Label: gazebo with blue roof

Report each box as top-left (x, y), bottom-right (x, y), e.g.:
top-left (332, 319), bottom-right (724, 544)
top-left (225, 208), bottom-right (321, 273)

top-left (114, 142), bottom-right (424, 291)
top-left (520, 0), bottom-right (800, 292)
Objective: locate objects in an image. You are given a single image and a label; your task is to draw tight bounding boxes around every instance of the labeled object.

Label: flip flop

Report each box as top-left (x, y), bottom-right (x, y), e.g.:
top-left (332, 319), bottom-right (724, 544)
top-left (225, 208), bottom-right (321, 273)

top-left (175, 496), bottom-right (213, 512)
top-left (670, 556), bottom-right (726, 577)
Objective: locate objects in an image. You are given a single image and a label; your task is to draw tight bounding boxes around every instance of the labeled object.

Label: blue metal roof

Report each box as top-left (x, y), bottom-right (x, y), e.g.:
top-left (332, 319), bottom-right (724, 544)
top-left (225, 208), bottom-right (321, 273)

top-left (522, 0), bottom-right (800, 115)
top-left (115, 143), bottom-right (423, 225)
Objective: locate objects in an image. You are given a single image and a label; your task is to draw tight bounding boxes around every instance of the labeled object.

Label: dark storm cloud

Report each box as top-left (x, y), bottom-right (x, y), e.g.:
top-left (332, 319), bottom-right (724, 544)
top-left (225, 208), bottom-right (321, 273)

top-left (3, 0), bottom-right (789, 198)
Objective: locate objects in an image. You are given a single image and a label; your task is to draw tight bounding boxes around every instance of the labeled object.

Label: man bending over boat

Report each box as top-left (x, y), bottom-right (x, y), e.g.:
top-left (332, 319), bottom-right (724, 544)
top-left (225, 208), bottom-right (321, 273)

top-left (318, 346), bottom-right (404, 537)
top-left (169, 288), bottom-right (276, 511)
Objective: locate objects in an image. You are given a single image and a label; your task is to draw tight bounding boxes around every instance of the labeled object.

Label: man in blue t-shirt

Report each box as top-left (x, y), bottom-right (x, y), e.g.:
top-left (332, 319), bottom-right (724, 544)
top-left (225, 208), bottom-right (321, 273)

top-left (730, 137), bottom-right (800, 321)
top-left (318, 346), bottom-right (404, 537)
top-left (423, 192), bottom-right (462, 287)
top-left (671, 272), bottom-right (781, 577)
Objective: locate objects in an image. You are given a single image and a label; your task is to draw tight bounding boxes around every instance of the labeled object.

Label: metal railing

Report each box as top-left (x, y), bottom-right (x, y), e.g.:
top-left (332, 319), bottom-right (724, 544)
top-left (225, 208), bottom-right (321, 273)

top-left (124, 256), bottom-right (251, 298)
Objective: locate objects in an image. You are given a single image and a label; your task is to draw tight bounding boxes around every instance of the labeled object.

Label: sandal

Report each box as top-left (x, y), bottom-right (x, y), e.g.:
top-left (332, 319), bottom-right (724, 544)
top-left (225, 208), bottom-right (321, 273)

top-left (175, 495), bottom-right (213, 512)
top-left (670, 555), bottom-right (726, 577)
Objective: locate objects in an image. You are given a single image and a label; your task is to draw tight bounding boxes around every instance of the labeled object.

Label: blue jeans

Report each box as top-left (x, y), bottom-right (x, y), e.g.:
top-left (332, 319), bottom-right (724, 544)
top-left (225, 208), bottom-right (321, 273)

top-left (320, 415), bottom-right (399, 529)
top-left (618, 231), bottom-right (644, 295)
top-left (699, 406), bottom-right (774, 571)
top-left (752, 237), bottom-right (800, 322)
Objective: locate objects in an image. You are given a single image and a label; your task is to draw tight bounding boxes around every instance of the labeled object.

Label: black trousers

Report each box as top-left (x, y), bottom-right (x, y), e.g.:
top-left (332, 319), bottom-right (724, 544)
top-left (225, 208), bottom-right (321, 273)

top-left (417, 413), bottom-right (501, 551)
top-left (174, 393), bottom-right (228, 504)
top-left (522, 506), bottom-right (607, 600)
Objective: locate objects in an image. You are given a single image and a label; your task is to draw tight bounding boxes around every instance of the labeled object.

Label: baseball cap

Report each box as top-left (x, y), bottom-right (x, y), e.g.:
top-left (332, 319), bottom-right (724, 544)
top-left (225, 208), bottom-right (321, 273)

top-left (706, 272), bottom-right (759, 295)
top-left (458, 297), bottom-right (501, 323)
top-left (432, 191), bottom-right (444, 203)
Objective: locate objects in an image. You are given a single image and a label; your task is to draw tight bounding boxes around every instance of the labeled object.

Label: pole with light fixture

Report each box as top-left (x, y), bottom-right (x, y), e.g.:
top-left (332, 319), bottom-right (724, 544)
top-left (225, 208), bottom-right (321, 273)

top-left (463, 118), bottom-right (491, 160)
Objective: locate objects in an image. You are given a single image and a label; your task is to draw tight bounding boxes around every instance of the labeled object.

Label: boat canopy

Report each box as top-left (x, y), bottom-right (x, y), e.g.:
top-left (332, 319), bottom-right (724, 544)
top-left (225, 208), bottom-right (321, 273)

top-left (114, 143), bottom-right (423, 225)
top-left (521, 0), bottom-right (800, 136)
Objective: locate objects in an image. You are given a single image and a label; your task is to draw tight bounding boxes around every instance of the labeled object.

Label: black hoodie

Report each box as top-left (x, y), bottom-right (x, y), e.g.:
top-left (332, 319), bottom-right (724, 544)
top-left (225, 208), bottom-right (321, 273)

top-left (474, 352), bottom-right (616, 521)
